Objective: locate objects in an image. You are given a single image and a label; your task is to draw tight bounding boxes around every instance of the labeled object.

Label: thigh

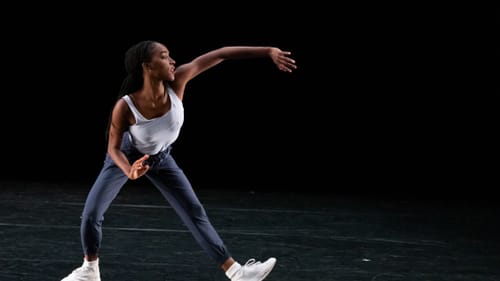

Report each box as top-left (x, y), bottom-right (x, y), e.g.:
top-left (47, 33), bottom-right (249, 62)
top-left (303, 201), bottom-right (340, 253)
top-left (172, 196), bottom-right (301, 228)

top-left (146, 155), bottom-right (203, 210)
top-left (82, 154), bottom-right (129, 218)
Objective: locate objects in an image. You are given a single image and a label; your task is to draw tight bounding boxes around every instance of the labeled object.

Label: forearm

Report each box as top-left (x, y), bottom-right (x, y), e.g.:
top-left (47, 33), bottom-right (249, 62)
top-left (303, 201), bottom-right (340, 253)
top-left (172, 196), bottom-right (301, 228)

top-left (218, 46), bottom-right (275, 60)
top-left (108, 147), bottom-right (133, 177)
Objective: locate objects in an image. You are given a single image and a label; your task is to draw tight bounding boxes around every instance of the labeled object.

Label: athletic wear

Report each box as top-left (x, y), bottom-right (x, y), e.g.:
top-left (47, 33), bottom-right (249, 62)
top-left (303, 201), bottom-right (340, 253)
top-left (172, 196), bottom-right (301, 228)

top-left (122, 86), bottom-right (184, 155)
top-left (78, 86), bottom-right (230, 264)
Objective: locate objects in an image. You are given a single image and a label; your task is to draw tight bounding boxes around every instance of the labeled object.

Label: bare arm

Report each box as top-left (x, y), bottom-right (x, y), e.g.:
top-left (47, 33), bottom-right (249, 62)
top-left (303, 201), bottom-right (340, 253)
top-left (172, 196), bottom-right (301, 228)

top-left (170, 46), bottom-right (297, 100)
top-left (107, 99), bottom-right (150, 179)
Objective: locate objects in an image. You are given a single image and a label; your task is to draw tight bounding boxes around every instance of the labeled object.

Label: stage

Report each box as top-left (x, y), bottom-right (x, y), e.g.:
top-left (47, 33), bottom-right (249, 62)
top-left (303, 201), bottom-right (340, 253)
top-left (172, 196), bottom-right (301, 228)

top-left (1, 180), bottom-right (498, 280)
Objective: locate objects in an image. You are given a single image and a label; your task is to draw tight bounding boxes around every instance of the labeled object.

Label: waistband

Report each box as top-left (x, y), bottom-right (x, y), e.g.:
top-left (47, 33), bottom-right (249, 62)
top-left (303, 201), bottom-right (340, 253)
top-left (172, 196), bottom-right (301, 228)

top-left (144, 146), bottom-right (172, 167)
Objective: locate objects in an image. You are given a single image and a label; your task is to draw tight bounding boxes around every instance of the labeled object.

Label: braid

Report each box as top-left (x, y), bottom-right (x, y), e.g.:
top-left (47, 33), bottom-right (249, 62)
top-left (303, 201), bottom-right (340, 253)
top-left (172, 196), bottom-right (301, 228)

top-left (105, 40), bottom-right (158, 140)
top-left (119, 40), bottom-right (156, 97)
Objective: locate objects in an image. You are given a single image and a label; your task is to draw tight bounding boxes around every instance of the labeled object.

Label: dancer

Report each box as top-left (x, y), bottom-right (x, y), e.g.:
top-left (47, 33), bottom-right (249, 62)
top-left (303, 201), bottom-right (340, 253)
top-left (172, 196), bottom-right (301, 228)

top-left (61, 40), bottom-right (297, 281)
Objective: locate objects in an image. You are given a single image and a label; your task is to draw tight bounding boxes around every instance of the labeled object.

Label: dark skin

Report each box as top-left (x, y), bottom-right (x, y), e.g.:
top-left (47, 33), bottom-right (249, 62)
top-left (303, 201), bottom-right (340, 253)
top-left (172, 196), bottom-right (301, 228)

top-left (88, 43), bottom-right (297, 271)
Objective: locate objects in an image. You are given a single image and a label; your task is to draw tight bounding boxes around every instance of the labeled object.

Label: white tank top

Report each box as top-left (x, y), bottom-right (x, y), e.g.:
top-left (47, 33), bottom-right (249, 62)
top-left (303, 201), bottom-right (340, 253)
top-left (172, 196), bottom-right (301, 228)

top-left (122, 86), bottom-right (184, 155)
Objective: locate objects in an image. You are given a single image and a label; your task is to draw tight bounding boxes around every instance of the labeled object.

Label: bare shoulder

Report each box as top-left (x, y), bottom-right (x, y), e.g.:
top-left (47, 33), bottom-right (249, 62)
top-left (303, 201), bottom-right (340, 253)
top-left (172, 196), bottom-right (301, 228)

top-left (112, 97), bottom-right (134, 125)
top-left (112, 97), bottom-right (129, 113)
top-left (169, 49), bottom-right (223, 100)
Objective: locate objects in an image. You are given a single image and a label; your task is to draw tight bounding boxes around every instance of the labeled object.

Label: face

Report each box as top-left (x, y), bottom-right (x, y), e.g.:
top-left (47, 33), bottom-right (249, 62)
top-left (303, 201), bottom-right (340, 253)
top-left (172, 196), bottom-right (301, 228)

top-left (146, 43), bottom-right (176, 81)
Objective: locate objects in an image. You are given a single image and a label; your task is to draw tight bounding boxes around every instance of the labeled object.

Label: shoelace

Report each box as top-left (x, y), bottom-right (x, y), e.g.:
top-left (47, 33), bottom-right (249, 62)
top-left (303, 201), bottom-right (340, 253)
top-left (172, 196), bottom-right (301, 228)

top-left (244, 259), bottom-right (261, 267)
top-left (71, 266), bottom-right (95, 275)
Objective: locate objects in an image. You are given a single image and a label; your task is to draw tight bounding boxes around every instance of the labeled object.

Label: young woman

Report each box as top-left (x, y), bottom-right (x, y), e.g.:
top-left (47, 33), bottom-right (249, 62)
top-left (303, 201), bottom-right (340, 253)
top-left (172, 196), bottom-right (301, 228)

top-left (61, 40), bottom-right (297, 281)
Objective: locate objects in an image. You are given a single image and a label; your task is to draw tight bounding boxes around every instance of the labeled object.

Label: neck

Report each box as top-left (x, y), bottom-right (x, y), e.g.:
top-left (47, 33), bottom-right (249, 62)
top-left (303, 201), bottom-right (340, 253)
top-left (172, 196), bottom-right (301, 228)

top-left (142, 79), bottom-right (165, 96)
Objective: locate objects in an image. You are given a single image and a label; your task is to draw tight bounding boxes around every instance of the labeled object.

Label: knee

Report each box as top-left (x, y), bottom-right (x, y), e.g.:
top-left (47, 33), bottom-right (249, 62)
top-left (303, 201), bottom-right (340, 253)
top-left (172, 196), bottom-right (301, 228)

top-left (81, 213), bottom-right (104, 226)
top-left (189, 203), bottom-right (208, 221)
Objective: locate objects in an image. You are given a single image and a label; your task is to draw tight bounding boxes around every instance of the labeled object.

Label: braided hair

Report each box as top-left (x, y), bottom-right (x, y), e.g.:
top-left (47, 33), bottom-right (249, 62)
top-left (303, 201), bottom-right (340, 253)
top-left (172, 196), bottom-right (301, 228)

top-left (119, 40), bottom-right (157, 97)
top-left (104, 40), bottom-right (158, 140)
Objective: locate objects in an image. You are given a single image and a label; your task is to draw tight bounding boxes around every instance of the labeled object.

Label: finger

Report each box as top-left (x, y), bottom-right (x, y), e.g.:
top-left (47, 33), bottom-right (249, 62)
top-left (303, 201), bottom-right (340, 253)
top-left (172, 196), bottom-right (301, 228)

top-left (280, 66), bottom-right (292, 72)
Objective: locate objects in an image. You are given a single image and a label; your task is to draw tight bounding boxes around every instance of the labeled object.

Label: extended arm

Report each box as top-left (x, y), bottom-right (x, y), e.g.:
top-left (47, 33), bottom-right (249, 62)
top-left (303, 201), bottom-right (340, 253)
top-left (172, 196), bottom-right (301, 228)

top-left (171, 46), bottom-right (297, 100)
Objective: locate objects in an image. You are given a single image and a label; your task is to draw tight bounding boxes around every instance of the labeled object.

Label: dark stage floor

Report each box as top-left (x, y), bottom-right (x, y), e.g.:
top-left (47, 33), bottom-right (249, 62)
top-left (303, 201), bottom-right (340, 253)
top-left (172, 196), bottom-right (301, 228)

top-left (1, 180), bottom-right (499, 281)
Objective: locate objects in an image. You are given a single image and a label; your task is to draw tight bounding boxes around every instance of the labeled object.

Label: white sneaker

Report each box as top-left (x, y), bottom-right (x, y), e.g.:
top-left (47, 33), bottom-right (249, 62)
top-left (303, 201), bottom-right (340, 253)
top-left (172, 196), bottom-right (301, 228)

top-left (61, 260), bottom-right (101, 281)
top-left (228, 258), bottom-right (277, 281)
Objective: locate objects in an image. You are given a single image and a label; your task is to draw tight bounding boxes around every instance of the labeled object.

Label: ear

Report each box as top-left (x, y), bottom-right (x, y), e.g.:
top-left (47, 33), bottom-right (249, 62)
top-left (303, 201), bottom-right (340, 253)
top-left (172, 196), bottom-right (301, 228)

top-left (142, 62), bottom-right (152, 70)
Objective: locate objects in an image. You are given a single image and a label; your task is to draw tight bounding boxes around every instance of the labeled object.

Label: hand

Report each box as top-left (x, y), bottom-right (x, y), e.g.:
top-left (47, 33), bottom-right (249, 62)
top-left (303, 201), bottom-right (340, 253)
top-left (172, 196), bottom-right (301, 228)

top-left (128, 154), bottom-right (150, 180)
top-left (270, 48), bottom-right (297, 73)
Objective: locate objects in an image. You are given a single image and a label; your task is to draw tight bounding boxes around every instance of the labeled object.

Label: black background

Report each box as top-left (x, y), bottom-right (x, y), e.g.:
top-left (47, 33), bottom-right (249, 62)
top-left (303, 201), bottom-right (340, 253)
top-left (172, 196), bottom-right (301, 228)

top-left (0, 4), bottom-right (484, 199)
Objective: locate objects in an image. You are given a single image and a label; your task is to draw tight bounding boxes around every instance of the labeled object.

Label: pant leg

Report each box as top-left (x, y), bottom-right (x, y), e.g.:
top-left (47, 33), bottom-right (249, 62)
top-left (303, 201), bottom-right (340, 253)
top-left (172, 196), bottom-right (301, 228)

top-left (80, 154), bottom-right (129, 256)
top-left (145, 152), bottom-right (231, 265)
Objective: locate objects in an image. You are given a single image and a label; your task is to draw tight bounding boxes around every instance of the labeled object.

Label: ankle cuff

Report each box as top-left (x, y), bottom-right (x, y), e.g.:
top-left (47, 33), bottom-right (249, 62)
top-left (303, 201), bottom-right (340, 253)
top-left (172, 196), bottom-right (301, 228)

top-left (225, 262), bottom-right (241, 279)
top-left (83, 258), bottom-right (99, 268)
